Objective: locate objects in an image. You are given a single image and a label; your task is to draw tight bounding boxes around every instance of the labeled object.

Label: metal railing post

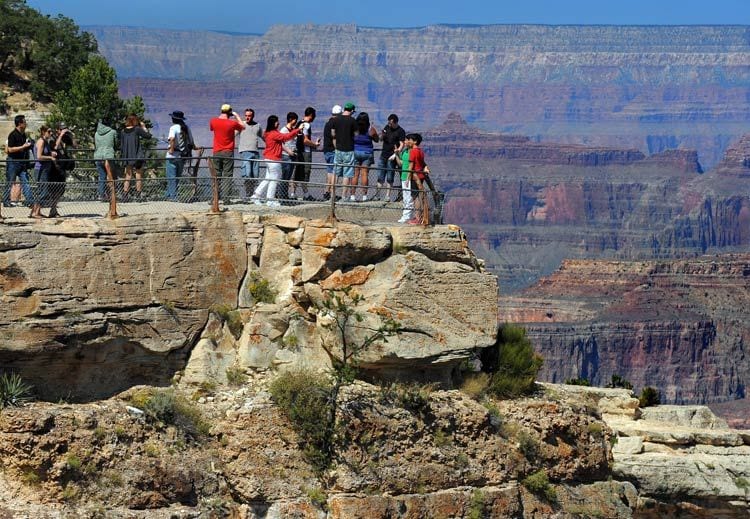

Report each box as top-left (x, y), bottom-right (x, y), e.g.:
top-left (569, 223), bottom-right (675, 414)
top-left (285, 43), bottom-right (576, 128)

top-left (105, 159), bottom-right (118, 219)
top-left (329, 176), bottom-right (337, 222)
top-left (207, 156), bottom-right (220, 213)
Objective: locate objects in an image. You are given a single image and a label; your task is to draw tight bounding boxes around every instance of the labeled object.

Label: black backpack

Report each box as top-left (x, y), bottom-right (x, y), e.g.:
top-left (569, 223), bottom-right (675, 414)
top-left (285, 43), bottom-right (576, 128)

top-left (177, 126), bottom-right (193, 157)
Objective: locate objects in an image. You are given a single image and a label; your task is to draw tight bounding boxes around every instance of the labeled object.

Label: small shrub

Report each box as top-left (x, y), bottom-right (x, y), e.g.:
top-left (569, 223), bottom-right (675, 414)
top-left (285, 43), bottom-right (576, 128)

top-left (93, 427), bottom-right (106, 441)
top-left (246, 271), bottom-right (277, 304)
top-left (210, 304), bottom-right (243, 339)
top-left (66, 454), bottom-right (82, 472)
top-left (522, 469), bottom-right (557, 502)
top-left (484, 325), bottom-right (543, 399)
top-left (587, 422), bottom-right (604, 437)
top-left (380, 382), bottom-right (435, 415)
top-left (606, 374), bottom-right (633, 390)
top-left (141, 389), bottom-right (210, 439)
top-left (485, 402), bottom-right (503, 430)
top-left (0, 372), bottom-right (34, 408)
top-left (735, 477), bottom-right (750, 491)
top-left (460, 373), bottom-right (491, 400)
top-left (269, 370), bottom-right (333, 474)
top-left (518, 430), bottom-right (540, 460)
top-left (114, 426), bottom-right (127, 441)
top-left (225, 366), bottom-right (248, 387)
top-left (639, 386), bottom-right (661, 407)
top-left (565, 377), bottom-right (590, 386)
top-left (60, 483), bottom-right (79, 502)
top-left (21, 469), bottom-right (41, 486)
top-left (144, 442), bottom-right (159, 457)
top-left (305, 486), bottom-right (328, 509)
top-left (433, 428), bottom-right (452, 448)
top-left (467, 489), bottom-right (485, 519)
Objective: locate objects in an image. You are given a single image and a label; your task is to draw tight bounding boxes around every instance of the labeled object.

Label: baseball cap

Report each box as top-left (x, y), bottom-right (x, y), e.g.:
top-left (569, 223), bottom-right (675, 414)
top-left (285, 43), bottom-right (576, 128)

top-left (344, 102), bottom-right (356, 112)
top-left (331, 104), bottom-right (342, 115)
top-left (221, 103), bottom-right (232, 113)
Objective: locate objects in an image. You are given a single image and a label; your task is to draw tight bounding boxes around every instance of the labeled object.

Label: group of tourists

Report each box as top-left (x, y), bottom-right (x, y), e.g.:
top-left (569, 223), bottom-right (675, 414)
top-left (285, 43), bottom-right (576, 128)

top-left (4, 102), bottom-right (436, 224)
top-left (204, 101), bottom-right (435, 223)
top-left (3, 114), bottom-right (75, 219)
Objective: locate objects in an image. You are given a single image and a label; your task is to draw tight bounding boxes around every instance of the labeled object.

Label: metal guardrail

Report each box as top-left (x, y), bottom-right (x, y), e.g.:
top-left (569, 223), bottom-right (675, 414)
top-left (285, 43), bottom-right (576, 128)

top-left (0, 156), bottom-right (444, 226)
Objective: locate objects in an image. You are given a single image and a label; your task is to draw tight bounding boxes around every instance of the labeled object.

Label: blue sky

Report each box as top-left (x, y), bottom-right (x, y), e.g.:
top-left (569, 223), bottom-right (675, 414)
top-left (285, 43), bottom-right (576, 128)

top-left (27, 0), bottom-right (750, 33)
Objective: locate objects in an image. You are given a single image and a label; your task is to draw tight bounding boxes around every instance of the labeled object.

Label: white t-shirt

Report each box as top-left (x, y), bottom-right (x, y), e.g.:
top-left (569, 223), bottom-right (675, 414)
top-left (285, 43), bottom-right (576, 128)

top-left (167, 123), bottom-right (181, 159)
top-left (302, 121), bottom-right (313, 153)
top-left (280, 125), bottom-right (294, 158)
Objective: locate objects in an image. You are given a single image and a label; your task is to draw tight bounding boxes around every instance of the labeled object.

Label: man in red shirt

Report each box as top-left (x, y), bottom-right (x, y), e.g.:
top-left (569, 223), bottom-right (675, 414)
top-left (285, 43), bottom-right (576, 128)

top-left (210, 104), bottom-right (245, 199)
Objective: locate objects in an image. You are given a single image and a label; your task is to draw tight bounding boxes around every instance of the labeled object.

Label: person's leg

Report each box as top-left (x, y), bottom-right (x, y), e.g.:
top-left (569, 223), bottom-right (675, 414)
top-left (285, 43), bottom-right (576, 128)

top-left (3, 160), bottom-right (18, 205)
top-left (18, 168), bottom-right (34, 208)
top-left (399, 176), bottom-right (413, 222)
top-left (280, 158), bottom-right (293, 199)
top-left (123, 165), bottom-right (132, 196)
top-left (166, 158), bottom-right (178, 200)
top-left (360, 155), bottom-right (372, 201)
top-left (324, 151), bottom-right (335, 199)
top-left (351, 162), bottom-right (362, 201)
top-left (135, 163), bottom-right (143, 196)
top-left (385, 159), bottom-right (397, 201)
top-left (252, 161), bottom-right (271, 201)
top-left (95, 161), bottom-right (107, 199)
top-left (301, 151), bottom-right (312, 198)
top-left (266, 161), bottom-right (282, 205)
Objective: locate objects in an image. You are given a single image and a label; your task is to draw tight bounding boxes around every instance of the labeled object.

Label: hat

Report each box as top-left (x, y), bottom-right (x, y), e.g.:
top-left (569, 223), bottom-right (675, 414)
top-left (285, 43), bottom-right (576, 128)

top-left (58, 122), bottom-right (68, 129)
top-left (331, 104), bottom-right (342, 115)
top-left (343, 102), bottom-right (356, 112)
top-left (221, 103), bottom-right (232, 113)
top-left (168, 110), bottom-right (186, 120)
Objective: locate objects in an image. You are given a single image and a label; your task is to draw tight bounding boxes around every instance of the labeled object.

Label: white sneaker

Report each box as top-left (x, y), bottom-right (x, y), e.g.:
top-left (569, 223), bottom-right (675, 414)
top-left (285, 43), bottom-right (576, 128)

top-left (267, 201), bottom-right (281, 207)
top-left (251, 196), bottom-right (262, 206)
top-left (397, 217), bottom-right (409, 223)
top-left (360, 196), bottom-right (368, 202)
top-left (349, 195), bottom-right (356, 202)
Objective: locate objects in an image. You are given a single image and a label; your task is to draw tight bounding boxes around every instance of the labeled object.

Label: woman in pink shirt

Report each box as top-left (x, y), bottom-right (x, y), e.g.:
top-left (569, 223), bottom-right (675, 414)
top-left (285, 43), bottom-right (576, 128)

top-left (251, 115), bottom-right (301, 207)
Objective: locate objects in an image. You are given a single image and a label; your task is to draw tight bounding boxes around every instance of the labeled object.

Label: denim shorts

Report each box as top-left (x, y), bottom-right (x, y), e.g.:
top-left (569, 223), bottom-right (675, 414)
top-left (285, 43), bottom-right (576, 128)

top-left (354, 151), bottom-right (374, 167)
top-left (334, 150), bottom-right (355, 178)
top-left (324, 151), bottom-right (336, 174)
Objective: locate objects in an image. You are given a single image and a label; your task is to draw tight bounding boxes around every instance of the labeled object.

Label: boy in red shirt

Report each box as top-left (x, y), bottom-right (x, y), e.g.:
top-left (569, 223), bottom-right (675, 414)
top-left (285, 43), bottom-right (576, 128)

top-left (406, 133), bottom-right (434, 225)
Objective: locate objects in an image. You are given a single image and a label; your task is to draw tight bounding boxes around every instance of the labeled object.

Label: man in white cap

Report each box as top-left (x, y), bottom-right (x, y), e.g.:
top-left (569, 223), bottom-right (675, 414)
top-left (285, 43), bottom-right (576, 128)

top-left (322, 104), bottom-right (342, 200)
top-left (209, 103), bottom-right (245, 200)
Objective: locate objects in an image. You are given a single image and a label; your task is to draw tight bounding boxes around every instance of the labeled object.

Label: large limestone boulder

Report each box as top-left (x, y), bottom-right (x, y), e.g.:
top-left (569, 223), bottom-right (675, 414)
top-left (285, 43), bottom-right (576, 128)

top-left (235, 218), bottom-right (498, 377)
top-left (0, 212), bottom-right (247, 400)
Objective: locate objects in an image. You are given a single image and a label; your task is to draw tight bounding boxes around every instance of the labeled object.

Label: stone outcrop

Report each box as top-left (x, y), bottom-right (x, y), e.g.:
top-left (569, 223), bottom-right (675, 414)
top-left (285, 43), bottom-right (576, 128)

top-left (545, 384), bottom-right (750, 519)
top-left (0, 212), bottom-right (498, 399)
top-left (0, 381), bottom-right (637, 518)
top-left (499, 255), bottom-right (750, 420)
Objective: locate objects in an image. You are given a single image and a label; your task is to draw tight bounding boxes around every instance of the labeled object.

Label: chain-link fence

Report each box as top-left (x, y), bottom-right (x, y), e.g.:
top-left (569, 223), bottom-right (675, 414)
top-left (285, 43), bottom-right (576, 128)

top-left (0, 156), bottom-right (444, 226)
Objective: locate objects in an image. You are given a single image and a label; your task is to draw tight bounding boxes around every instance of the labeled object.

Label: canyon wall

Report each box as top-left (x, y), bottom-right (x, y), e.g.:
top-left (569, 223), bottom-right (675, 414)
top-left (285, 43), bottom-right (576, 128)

top-left (499, 255), bottom-right (750, 425)
top-left (86, 24), bottom-right (750, 167)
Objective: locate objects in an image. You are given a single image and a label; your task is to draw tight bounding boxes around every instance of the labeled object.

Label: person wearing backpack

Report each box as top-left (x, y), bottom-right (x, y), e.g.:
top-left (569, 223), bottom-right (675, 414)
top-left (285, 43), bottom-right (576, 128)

top-left (165, 110), bottom-right (193, 201)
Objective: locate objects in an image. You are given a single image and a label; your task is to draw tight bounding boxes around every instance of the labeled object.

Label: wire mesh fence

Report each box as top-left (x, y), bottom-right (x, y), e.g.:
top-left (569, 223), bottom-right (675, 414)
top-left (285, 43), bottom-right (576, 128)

top-left (0, 156), bottom-right (444, 226)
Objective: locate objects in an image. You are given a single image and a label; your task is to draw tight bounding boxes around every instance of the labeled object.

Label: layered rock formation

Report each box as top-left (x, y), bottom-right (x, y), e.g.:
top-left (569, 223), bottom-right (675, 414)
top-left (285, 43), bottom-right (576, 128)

top-left (547, 383), bottom-right (750, 518)
top-left (499, 255), bottom-right (750, 419)
top-left (0, 212), bottom-right (497, 400)
top-left (428, 116), bottom-right (750, 291)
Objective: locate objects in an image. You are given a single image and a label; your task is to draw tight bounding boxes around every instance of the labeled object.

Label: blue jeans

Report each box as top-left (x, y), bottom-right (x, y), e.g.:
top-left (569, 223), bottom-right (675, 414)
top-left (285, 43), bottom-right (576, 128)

top-left (334, 150), bottom-right (355, 178)
top-left (166, 157), bottom-right (184, 200)
top-left (95, 160), bottom-right (108, 198)
top-left (240, 150), bottom-right (260, 179)
top-left (4, 159), bottom-right (34, 205)
top-left (377, 154), bottom-right (398, 185)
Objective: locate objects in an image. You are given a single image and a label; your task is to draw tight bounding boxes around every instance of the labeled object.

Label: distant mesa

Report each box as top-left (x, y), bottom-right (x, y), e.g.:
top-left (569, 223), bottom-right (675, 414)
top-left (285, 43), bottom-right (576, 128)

top-left (714, 134), bottom-right (750, 177)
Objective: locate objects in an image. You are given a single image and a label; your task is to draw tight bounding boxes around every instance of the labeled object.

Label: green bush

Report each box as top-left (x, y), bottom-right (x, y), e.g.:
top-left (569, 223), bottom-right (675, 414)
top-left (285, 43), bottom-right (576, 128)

top-left (246, 271), bottom-right (277, 304)
top-left (565, 377), bottom-right (590, 386)
top-left (269, 370), bottom-right (334, 474)
top-left (460, 372), bottom-right (491, 400)
top-left (379, 382), bottom-right (435, 415)
top-left (0, 372), bottom-right (34, 408)
top-left (522, 469), bottom-right (557, 502)
top-left (138, 389), bottom-right (210, 439)
top-left (225, 366), bottom-right (248, 387)
top-left (467, 489), bottom-right (485, 519)
top-left (606, 374), bottom-right (633, 390)
top-left (639, 386), bottom-right (661, 407)
top-left (209, 304), bottom-right (243, 339)
top-left (485, 325), bottom-right (543, 398)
